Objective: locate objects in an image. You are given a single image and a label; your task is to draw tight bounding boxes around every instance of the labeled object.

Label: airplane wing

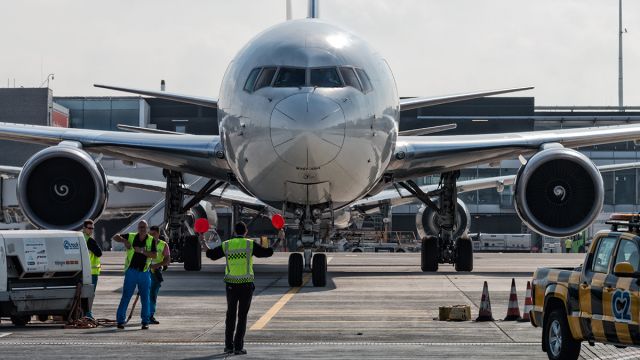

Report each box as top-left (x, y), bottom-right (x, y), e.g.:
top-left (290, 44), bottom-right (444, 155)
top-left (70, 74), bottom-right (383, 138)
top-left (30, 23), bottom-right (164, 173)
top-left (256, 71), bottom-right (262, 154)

top-left (399, 87), bottom-right (533, 112)
top-left (108, 175), bottom-right (267, 209)
top-left (355, 162), bottom-right (640, 211)
top-left (389, 124), bottom-right (640, 181)
top-left (94, 84), bottom-right (218, 108)
top-left (0, 122), bottom-right (230, 180)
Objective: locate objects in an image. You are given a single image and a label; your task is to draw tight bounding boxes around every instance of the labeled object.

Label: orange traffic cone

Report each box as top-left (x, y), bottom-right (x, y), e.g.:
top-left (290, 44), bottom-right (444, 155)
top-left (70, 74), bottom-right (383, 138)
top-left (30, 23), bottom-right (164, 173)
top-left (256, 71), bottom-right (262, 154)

top-left (518, 281), bottom-right (533, 322)
top-left (475, 281), bottom-right (494, 321)
top-left (504, 278), bottom-right (522, 321)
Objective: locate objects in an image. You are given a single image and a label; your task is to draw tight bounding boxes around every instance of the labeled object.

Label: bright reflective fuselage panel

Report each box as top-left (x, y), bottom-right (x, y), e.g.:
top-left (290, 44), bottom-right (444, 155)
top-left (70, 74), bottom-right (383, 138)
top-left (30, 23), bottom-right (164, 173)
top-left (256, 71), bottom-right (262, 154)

top-left (218, 19), bottom-right (399, 211)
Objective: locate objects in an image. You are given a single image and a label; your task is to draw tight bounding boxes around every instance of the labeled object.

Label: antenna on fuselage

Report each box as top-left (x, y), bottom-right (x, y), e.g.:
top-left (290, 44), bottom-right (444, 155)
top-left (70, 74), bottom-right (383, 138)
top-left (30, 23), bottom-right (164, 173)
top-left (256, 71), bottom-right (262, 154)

top-left (307, 0), bottom-right (319, 18)
top-left (286, 0), bottom-right (292, 20)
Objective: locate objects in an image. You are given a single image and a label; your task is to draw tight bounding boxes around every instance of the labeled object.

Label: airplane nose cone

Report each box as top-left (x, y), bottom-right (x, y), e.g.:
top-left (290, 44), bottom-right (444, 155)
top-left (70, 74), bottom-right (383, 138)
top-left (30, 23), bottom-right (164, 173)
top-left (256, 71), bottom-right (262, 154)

top-left (270, 93), bottom-right (345, 168)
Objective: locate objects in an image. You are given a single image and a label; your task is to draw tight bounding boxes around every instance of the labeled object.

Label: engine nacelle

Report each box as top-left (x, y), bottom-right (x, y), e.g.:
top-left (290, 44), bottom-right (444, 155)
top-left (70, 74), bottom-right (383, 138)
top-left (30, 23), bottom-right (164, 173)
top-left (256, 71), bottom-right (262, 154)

top-left (415, 198), bottom-right (470, 239)
top-left (514, 147), bottom-right (603, 238)
top-left (189, 200), bottom-right (219, 230)
top-left (17, 145), bottom-right (108, 230)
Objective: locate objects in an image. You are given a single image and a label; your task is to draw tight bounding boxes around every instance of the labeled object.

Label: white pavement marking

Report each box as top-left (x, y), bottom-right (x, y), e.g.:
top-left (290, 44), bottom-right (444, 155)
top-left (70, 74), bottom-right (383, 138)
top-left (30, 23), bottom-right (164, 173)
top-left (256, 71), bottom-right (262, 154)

top-left (0, 341), bottom-right (540, 346)
top-left (0, 333), bottom-right (11, 338)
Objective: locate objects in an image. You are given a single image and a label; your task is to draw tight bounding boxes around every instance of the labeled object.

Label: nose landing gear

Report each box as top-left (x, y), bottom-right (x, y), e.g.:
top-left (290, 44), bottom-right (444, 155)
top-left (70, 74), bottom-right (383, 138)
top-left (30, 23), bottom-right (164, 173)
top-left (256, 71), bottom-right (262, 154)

top-left (287, 210), bottom-right (328, 287)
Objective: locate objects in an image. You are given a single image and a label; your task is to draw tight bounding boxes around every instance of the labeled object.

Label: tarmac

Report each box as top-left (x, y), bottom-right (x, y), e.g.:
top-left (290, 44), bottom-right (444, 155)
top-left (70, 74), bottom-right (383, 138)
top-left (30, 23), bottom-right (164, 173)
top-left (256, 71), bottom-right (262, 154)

top-left (1, 251), bottom-right (639, 359)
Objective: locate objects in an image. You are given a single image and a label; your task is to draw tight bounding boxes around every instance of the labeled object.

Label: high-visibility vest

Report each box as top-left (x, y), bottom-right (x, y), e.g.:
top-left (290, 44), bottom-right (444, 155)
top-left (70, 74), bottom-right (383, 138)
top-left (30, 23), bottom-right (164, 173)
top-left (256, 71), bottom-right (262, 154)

top-left (565, 238), bottom-right (573, 250)
top-left (85, 234), bottom-right (101, 276)
top-left (151, 240), bottom-right (168, 271)
top-left (223, 238), bottom-right (254, 283)
top-left (124, 233), bottom-right (155, 272)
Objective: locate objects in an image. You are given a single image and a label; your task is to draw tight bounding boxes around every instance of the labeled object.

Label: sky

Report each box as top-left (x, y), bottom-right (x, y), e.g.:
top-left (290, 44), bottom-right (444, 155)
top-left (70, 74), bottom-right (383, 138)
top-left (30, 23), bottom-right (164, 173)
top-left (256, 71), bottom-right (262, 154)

top-left (1, 0), bottom-right (639, 106)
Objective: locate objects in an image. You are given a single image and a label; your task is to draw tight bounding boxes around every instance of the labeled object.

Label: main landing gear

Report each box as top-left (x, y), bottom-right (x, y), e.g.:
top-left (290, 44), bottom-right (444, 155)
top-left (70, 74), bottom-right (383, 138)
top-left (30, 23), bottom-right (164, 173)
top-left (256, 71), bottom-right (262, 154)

top-left (399, 171), bottom-right (473, 272)
top-left (163, 170), bottom-right (225, 271)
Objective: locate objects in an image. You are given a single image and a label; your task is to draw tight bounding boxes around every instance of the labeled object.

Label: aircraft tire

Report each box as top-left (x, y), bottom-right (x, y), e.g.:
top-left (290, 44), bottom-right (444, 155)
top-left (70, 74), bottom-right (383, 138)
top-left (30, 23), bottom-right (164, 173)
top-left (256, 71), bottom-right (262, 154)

top-left (312, 253), bottom-right (327, 287)
top-left (421, 236), bottom-right (439, 272)
top-left (183, 235), bottom-right (202, 271)
top-left (454, 237), bottom-right (473, 272)
top-left (288, 253), bottom-right (304, 287)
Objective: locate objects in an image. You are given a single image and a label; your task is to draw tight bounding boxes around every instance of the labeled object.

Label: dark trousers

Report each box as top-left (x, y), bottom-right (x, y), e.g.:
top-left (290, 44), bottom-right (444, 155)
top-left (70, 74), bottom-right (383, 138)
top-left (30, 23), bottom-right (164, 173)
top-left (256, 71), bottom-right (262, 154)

top-left (225, 282), bottom-right (255, 350)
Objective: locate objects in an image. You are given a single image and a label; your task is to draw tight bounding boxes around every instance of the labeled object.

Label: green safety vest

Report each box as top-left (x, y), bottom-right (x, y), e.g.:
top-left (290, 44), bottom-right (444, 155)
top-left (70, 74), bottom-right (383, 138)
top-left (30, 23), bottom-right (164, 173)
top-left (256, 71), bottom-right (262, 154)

top-left (151, 240), bottom-right (168, 272)
top-left (124, 233), bottom-right (155, 272)
top-left (223, 238), bottom-right (254, 283)
top-left (85, 234), bottom-right (101, 276)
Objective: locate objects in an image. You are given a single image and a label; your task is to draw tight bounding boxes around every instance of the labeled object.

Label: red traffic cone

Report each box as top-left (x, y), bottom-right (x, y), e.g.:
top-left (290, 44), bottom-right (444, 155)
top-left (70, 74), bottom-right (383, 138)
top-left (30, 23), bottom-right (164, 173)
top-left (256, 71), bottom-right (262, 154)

top-left (504, 278), bottom-right (522, 321)
top-left (475, 281), bottom-right (494, 321)
top-left (518, 281), bottom-right (533, 322)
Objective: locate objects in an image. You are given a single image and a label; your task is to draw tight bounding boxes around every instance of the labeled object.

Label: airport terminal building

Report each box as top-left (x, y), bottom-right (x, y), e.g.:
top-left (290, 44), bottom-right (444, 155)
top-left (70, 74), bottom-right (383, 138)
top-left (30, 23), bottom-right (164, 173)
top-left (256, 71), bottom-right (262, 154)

top-left (1, 87), bottom-right (640, 244)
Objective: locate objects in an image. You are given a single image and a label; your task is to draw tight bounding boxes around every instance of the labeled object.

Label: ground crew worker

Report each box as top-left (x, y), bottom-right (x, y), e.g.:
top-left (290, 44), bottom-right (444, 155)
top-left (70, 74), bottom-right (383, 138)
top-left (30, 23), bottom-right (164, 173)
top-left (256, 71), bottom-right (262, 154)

top-left (112, 220), bottom-right (157, 329)
top-left (148, 225), bottom-right (170, 325)
top-left (565, 238), bottom-right (573, 253)
top-left (205, 222), bottom-right (274, 355)
top-left (82, 219), bottom-right (102, 319)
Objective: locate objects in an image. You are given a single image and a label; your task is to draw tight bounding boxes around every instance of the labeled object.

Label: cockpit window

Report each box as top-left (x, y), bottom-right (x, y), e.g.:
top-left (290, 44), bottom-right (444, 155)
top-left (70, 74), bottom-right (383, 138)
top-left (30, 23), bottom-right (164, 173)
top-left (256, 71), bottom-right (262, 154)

top-left (355, 68), bottom-right (373, 93)
top-left (244, 68), bottom-right (261, 92)
top-left (254, 67), bottom-right (277, 91)
top-left (339, 67), bottom-right (362, 91)
top-left (310, 68), bottom-right (343, 88)
top-left (274, 67), bottom-right (306, 87)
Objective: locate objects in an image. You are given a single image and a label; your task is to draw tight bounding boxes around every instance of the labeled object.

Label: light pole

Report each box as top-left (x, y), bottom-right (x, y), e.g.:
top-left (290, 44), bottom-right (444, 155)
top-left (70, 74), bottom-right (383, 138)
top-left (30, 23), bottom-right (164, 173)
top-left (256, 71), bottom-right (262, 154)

top-left (618, 0), bottom-right (625, 110)
top-left (40, 73), bottom-right (54, 88)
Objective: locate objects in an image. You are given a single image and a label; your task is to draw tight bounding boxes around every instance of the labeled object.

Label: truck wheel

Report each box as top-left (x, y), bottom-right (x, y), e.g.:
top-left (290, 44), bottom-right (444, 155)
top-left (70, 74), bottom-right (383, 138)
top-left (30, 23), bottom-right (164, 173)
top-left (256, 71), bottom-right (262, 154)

top-left (421, 236), bottom-right (438, 272)
top-left (455, 237), bottom-right (473, 272)
top-left (545, 309), bottom-right (581, 360)
top-left (11, 315), bottom-right (30, 327)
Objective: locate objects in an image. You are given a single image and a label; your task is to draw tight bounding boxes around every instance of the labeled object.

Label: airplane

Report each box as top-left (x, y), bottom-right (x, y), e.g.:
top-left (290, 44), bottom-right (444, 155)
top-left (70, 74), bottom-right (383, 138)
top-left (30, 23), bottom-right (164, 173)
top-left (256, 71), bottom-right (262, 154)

top-left (3, 0), bottom-right (640, 287)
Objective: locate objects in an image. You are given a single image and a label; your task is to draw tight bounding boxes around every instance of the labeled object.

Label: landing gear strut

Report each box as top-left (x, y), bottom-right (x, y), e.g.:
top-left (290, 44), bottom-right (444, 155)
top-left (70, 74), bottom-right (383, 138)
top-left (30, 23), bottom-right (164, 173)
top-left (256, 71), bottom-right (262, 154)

top-left (400, 171), bottom-right (473, 272)
top-left (287, 209), bottom-right (328, 287)
top-left (162, 170), bottom-right (224, 271)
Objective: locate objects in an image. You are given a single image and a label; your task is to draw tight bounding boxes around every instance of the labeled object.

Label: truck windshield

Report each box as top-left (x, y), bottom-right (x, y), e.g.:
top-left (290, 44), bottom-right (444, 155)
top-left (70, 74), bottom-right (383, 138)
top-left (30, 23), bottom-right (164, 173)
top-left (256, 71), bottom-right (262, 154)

top-left (592, 236), bottom-right (617, 273)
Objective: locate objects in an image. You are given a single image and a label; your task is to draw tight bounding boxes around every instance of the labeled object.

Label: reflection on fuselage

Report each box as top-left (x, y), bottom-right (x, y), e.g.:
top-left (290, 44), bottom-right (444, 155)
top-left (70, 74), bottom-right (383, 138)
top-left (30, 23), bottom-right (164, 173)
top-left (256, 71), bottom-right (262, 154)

top-left (217, 19), bottom-right (399, 212)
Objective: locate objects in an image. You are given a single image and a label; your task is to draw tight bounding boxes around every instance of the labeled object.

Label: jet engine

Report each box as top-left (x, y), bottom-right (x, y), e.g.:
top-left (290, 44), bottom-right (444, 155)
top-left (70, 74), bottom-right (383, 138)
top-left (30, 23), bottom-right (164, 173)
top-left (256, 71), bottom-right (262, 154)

top-left (415, 198), bottom-right (470, 239)
top-left (189, 201), bottom-right (219, 230)
top-left (514, 147), bottom-right (603, 238)
top-left (16, 145), bottom-right (108, 230)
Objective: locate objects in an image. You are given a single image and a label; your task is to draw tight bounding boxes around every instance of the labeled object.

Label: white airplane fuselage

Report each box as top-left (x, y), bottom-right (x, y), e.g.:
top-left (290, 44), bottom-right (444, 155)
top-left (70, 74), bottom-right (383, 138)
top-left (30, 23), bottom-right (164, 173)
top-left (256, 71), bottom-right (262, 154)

top-left (217, 19), bottom-right (399, 212)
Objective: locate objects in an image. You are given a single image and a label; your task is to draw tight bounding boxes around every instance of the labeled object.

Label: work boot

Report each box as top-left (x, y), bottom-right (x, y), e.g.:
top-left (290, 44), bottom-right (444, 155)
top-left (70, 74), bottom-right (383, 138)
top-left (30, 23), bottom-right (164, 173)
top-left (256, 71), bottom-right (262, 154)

top-left (223, 347), bottom-right (233, 354)
top-left (141, 324), bottom-right (149, 330)
top-left (234, 349), bottom-right (247, 355)
top-left (117, 324), bottom-right (125, 330)
top-left (149, 317), bottom-right (160, 325)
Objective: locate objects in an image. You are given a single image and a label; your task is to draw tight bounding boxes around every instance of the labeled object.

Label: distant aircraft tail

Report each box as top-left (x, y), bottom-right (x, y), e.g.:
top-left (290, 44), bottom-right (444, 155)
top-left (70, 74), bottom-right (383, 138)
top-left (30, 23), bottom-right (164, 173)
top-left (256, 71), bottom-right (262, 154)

top-left (308, 0), bottom-right (319, 18)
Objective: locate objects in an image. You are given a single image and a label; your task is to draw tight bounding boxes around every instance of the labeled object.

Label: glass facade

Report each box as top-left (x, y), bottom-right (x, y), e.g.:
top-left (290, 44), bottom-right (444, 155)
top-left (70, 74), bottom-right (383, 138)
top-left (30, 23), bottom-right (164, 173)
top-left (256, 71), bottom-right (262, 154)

top-left (54, 97), bottom-right (143, 130)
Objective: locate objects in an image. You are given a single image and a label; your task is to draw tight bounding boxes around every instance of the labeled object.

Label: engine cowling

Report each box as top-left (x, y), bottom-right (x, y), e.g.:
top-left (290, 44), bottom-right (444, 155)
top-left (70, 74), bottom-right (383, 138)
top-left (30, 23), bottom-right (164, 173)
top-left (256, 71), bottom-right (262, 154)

top-left (17, 145), bottom-right (108, 230)
top-left (415, 198), bottom-right (470, 239)
top-left (514, 147), bottom-right (603, 238)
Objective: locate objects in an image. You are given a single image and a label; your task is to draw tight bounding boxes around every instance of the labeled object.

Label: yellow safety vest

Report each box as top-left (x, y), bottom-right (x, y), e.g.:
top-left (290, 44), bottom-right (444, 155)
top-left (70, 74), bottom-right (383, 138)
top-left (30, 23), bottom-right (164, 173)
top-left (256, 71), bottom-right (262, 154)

top-left (85, 234), bottom-right (101, 276)
top-left (124, 233), bottom-right (155, 272)
top-left (151, 240), bottom-right (168, 272)
top-left (223, 238), bottom-right (254, 283)
top-left (565, 238), bottom-right (573, 251)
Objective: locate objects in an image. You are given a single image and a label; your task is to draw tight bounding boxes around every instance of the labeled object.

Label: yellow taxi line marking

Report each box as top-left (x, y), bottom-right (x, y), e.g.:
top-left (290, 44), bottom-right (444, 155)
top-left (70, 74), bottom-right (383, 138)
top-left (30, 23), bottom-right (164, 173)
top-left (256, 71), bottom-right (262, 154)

top-left (250, 273), bottom-right (311, 330)
top-left (251, 256), bottom-right (332, 331)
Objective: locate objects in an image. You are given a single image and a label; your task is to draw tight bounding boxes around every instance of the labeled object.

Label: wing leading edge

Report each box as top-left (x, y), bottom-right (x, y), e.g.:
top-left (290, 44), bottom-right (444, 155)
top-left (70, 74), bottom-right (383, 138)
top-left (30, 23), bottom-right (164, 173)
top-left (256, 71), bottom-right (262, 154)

top-left (0, 122), bottom-right (230, 180)
top-left (390, 124), bottom-right (640, 181)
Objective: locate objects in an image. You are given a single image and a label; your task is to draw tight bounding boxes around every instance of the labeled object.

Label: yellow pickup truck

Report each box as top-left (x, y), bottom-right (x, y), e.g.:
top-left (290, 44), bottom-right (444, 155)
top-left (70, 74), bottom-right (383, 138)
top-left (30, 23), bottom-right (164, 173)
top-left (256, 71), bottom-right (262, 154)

top-left (531, 214), bottom-right (640, 360)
